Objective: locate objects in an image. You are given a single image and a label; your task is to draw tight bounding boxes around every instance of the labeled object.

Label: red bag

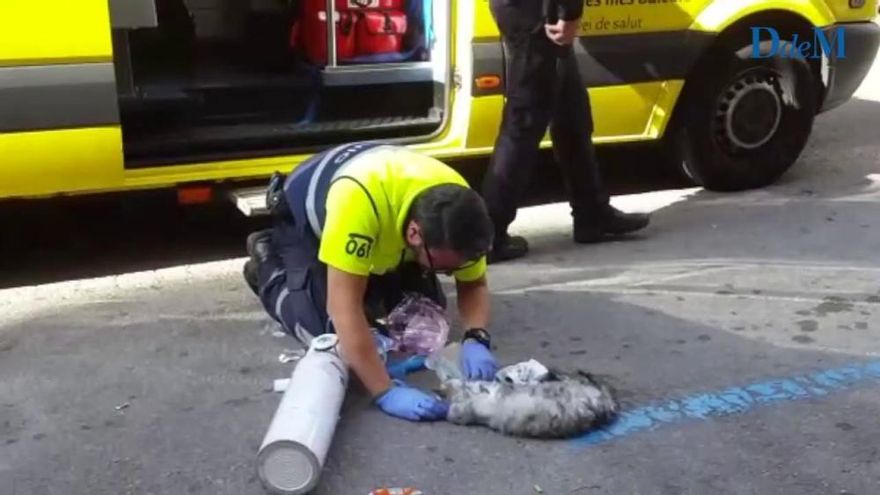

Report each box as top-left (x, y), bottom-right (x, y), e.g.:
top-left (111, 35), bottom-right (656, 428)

top-left (339, 0), bottom-right (403, 10)
top-left (354, 11), bottom-right (407, 56)
top-left (291, 7), bottom-right (357, 65)
top-left (294, 0), bottom-right (403, 12)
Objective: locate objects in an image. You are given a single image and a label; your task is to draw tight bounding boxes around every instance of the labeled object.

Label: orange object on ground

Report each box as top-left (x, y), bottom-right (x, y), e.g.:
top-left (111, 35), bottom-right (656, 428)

top-left (368, 488), bottom-right (423, 495)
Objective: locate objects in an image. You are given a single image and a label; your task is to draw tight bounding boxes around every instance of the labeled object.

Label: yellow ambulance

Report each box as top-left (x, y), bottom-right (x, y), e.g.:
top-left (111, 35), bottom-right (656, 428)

top-left (1, 0), bottom-right (878, 209)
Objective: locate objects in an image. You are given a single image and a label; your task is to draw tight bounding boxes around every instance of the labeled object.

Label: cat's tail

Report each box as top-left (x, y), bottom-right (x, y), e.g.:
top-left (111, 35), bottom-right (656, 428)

top-left (593, 384), bottom-right (620, 427)
top-left (573, 370), bottom-right (620, 427)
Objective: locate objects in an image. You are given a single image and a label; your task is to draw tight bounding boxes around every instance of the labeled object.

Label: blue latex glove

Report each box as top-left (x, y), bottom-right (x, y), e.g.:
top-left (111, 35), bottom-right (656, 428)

top-left (386, 355), bottom-right (427, 380)
top-left (460, 339), bottom-right (499, 381)
top-left (374, 380), bottom-right (449, 422)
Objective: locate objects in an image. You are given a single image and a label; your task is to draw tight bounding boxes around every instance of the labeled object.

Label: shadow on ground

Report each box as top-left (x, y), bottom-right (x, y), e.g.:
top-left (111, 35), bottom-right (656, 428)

top-left (0, 143), bottom-right (686, 289)
top-left (0, 191), bottom-right (271, 289)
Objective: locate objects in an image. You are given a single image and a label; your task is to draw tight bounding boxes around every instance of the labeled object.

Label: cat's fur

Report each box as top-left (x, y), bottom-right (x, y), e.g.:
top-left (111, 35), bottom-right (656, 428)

top-left (440, 369), bottom-right (618, 439)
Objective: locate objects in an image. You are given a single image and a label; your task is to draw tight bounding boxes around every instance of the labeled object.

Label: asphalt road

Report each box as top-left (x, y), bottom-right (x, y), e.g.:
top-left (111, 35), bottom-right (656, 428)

top-left (2, 58), bottom-right (880, 494)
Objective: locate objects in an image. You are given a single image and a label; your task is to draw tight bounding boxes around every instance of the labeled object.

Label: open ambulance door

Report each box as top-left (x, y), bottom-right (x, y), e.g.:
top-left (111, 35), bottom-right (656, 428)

top-left (0, 1), bottom-right (126, 199)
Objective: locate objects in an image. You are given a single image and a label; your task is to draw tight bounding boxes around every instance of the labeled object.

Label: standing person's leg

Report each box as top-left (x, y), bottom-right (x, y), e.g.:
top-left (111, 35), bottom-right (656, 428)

top-left (549, 47), bottom-right (650, 243)
top-left (548, 45), bottom-right (609, 239)
top-left (482, 0), bottom-right (558, 263)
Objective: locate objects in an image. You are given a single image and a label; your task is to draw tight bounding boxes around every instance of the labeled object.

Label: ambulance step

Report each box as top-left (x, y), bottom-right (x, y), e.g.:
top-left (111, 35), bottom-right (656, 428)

top-left (321, 62), bottom-right (434, 87)
top-left (229, 186), bottom-right (269, 217)
top-left (125, 113), bottom-right (442, 167)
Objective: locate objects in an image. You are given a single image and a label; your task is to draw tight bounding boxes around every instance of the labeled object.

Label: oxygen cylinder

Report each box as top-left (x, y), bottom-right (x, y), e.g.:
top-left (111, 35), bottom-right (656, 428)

top-left (256, 333), bottom-right (350, 495)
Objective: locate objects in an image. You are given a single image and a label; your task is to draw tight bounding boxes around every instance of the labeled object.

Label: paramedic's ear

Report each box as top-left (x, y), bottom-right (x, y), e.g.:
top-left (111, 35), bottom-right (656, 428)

top-left (405, 220), bottom-right (423, 247)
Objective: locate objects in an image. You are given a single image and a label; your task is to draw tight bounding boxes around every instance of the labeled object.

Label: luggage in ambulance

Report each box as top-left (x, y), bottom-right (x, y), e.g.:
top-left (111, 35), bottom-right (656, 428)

top-left (107, 0), bottom-right (446, 166)
top-left (289, 0), bottom-right (434, 66)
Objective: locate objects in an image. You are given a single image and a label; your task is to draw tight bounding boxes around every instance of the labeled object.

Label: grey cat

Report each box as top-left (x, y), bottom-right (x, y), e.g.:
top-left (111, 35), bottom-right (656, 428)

top-left (440, 369), bottom-right (619, 439)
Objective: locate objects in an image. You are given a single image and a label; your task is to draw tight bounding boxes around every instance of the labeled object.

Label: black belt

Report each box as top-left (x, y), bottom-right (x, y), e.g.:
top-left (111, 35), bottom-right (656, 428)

top-left (266, 171), bottom-right (293, 221)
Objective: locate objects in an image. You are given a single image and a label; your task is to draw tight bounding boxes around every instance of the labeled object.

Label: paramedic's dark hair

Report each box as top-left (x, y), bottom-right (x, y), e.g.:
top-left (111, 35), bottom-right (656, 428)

top-left (408, 184), bottom-right (494, 258)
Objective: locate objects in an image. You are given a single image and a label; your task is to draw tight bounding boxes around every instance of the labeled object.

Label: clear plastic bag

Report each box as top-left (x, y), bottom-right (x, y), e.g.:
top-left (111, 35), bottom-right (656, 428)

top-left (372, 329), bottom-right (396, 363)
top-left (424, 342), bottom-right (463, 382)
top-left (386, 292), bottom-right (450, 355)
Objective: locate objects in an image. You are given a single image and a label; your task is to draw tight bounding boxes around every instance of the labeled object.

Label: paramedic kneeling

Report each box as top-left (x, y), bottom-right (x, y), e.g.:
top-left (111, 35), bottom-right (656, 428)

top-left (243, 142), bottom-right (499, 422)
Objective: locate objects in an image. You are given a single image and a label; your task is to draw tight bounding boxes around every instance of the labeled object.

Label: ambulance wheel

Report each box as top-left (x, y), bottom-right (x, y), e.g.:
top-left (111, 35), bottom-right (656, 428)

top-left (675, 40), bottom-right (819, 191)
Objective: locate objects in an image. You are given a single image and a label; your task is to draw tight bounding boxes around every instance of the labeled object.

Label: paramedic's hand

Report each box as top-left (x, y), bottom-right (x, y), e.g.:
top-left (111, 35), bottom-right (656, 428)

top-left (460, 340), bottom-right (499, 381)
top-left (374, 380), bottom-right (449, 422)
top-left (545, 18), bottom-right (580, 46)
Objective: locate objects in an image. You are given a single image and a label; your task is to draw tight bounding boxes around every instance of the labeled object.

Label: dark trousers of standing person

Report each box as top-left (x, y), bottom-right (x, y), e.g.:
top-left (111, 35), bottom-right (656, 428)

top-left (483, 0), bottom-right (648, 262)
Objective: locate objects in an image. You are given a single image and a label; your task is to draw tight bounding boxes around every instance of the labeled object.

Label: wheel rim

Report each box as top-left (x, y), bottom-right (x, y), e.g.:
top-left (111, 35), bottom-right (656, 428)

top-left (713, 71), bottom-right (783, 151)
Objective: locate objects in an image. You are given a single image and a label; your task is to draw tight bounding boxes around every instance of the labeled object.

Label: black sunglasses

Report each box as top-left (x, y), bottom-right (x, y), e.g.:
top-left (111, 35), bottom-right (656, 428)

top-left (423, 242), bottom-right (485, 275)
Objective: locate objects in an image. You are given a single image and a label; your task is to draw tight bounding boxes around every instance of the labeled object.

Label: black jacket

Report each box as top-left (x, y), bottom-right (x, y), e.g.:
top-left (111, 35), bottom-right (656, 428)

top-left (496, 0), bottom-right (585, 30)
top-left (556, 0), bottom-right (584, 21)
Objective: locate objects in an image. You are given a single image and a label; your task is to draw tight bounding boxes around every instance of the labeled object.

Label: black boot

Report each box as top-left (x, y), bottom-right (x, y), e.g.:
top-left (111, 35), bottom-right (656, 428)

top-left (602, 207), bottom-right (650, 235)
top-left (243, 259), bottom-right (260, 296)
top-left (246, 229), bottom-right (274, 263)
top-left (487, 234), bottom-right (529, 264)
top-left (574, 205), bottom-right (650, 244)
top-left (243, 229), bottom-right (274, 295)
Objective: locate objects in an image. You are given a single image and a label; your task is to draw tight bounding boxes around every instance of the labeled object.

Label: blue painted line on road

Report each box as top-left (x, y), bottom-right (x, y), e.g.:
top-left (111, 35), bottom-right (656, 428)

top-left (573, 360), bottom-right (880, 447)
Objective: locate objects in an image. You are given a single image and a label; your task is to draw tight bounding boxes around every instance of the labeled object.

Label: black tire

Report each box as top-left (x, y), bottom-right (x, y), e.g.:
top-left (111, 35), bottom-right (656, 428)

top-left (672, 38), bottom-right (819, 191)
